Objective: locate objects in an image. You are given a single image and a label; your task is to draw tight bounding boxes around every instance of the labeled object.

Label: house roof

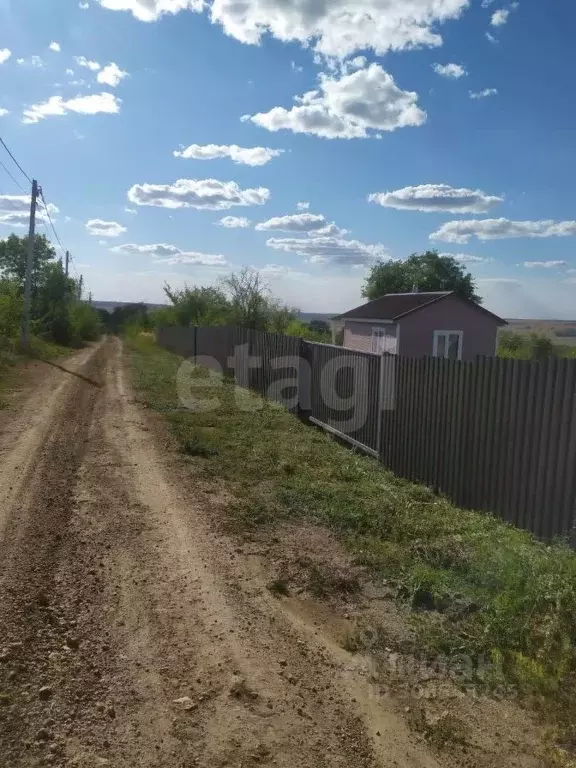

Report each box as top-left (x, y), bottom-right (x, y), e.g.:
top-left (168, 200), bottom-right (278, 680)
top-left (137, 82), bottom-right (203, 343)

top-left (335, 291), bottom-right (507, 325)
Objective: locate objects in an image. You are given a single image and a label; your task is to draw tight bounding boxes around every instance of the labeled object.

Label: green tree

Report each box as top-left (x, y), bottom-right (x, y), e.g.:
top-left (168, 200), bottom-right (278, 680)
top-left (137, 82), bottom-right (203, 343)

top-left (163, 285), bottom-right (231, 327)
top-left (0, 234), bottom-right (56, 287)
top-left (362, 250), bottom-right (481, 303)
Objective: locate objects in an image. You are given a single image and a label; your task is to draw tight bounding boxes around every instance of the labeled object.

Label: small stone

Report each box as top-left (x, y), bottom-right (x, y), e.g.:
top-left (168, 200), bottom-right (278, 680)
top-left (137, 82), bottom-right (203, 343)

top-left (39, 687), bottom-right (53, 701)
top-left (96, 702), bottom-right (105, 713)
top-left (172, 697), bottom-right (197, 712)
top-left (107, 706), bottom-right (116, 719)
top-left (36, 729), bottom-right (52, 742)
top-left (65, 636), bottom-right (80, 650)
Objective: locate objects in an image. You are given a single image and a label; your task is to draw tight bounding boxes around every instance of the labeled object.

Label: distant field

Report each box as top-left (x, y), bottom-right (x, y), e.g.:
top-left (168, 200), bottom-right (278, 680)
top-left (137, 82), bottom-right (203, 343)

top-left (505, 318), bottom-right (576, 345)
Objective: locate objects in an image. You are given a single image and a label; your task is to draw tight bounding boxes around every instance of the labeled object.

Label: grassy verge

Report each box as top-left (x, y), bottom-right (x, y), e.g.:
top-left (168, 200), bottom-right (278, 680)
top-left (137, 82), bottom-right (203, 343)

top-left (128, 335), bottom-right (576, 754)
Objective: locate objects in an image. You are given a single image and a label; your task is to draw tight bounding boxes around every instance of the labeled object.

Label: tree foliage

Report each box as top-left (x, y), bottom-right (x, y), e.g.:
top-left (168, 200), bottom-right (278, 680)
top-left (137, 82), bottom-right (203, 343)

top-left (0, 234), bottom-right (101, 350)
top-left (362, 250), bottom-right (481, 303)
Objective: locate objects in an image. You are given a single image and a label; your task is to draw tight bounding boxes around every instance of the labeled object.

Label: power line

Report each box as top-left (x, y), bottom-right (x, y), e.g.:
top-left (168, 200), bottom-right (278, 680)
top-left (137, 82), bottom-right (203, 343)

top-left (38, 187), bottom-right (67, 258)
top-left (0, 156), bottom-right (28, 194)
top-left (0, 135), bottom-right (33, 185)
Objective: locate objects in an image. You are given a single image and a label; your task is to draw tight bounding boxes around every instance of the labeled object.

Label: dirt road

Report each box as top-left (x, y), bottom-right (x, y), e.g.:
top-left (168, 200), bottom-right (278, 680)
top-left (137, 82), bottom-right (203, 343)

top-left (0, 337), bottom-right (443, 768)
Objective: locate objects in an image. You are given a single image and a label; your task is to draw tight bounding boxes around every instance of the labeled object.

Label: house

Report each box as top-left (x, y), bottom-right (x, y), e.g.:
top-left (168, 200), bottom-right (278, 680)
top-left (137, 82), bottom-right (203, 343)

top-left (333, 291), bottom-right (506, 361)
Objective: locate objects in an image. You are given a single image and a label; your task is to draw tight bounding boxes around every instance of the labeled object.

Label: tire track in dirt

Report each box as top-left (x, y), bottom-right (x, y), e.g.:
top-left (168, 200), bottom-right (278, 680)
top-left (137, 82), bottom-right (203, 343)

top-left (0, 337), bottom-right (444, 768)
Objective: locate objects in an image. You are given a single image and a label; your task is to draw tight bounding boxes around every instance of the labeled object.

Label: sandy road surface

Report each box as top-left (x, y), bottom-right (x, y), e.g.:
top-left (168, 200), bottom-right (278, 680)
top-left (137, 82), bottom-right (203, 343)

top-left (0, 337), bottom-right (443, 768)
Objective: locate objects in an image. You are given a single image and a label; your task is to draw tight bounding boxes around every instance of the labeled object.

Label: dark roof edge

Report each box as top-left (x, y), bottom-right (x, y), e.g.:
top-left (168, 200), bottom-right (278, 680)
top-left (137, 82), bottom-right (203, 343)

top-left (395, 292), bottom-right (507, 325)
top-left (335, 291), bottom-right (450, 320)
top-left (392, 292), bottom-right (451, 320)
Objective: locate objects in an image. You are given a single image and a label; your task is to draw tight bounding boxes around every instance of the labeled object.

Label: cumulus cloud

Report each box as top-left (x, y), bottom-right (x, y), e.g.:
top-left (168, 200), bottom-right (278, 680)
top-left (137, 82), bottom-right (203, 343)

top-left (469, 88), bottom-right (498, 99)
top-left (174, 143), bottom-right (283, 166)
top-left (431, 219), bottom-right (576, 243)
top-left (96, 0), bottom-right (469, 59)
top-left (97, 0), bottom-right (203, 21)
top-left (111, 243), bottom-right (181, 257)
top-left (22, 93), bottom-right (121, 123)
top-left (368, 184), bottom-right (503, 214)
top-left (296, 201), bottom-right (309, 210)
top-left (0, 49), bottom-right (11, 65)
top-left (156, 253), bottom-right (229, 266)
top-left (0, 108), bottom-right (10, 117)
top-left (524, 261), bottom-right (568, 269)
top-left (256, 213), bottom-right (331, 233)
top-left (432, 62), bottom-right (467, 78)
top-left (86, 219), bottom-right (127, 237)
top-left (485, 31), bottom-right (498, 43)
top-left (97, 62), bottom-right (129, 87)
top-left (266, 234), bottom-right (387, 266)
top-left (124, 207), bottom-right (137, 214)
top-left (210, 0), bottom-right (469, 59)
top-left (217, 216), bottom-right (251, 228)
top-left (75, 56), bottom-right (101, 71)
top-left (49, 42), bottom-right (61, 52)
top-left (491, 8), bottom-right (510, 25)
top-left (247, 63), bottom-right (426, 139)
top-left (127, 178), bottom-right (270, 210)
top-left (0, 195), bottom-right (59, 228)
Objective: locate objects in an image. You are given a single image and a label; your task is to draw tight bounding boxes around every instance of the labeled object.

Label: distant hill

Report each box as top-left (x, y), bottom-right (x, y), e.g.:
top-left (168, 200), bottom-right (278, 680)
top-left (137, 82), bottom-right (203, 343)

top-left (92, 301), bottom-right (166, 313)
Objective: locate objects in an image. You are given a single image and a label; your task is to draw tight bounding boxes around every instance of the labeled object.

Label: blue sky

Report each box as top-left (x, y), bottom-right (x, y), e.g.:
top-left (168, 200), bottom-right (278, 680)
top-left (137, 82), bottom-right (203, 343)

top-left (0, 0), bottom-right (575, 317)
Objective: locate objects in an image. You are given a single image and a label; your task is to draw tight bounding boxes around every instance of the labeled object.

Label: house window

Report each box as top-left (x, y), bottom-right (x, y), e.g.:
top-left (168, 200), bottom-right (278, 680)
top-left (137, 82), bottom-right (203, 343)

top-left (433, 330), bottom-right (463, 360)
top-left (371, 327), bottom-right (386, 354)
top-left (371, 326), bottom-right (397, 354)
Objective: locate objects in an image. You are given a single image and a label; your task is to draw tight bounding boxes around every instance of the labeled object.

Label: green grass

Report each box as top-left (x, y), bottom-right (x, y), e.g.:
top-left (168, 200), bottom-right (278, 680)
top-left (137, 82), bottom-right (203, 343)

top-left (127, 335), bottom-right (576, 742)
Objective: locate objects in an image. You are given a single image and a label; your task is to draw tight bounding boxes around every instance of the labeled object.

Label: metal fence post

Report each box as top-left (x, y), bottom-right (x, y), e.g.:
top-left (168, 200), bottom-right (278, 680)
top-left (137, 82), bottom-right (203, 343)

top-left (298, 338), bottom-right (312, 422)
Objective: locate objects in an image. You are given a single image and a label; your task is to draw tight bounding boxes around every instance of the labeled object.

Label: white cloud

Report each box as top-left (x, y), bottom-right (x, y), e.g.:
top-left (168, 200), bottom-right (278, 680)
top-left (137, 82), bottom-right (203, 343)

top-left (296, 201), bottom-right (309, 210)
top-left (79, 1), bottom-right (90, 7)
top-left (481, 0), bottom-right (496, 6)
top-left (0, 194), bottom-right (59, 227)
top-left (432, 62), bottom-right (467, 79)
top-left (491, 8), bottom-right (509, 25)
top-left (17, 55), bottom-right (44, 68)
top-left (110, 241), bottom-right (229, 267)
top-left (96, 0), bottom-right (469, 59)
top-left (127, 178), bottom-right (270, 210)
top-left (217, 215), bottom-right (251, 228)
top-left (485, 31), bottom-right (498, 43)
top-left (291, 61), bottom-right (303, 73)
top-left (173, 143), bottom-right (283, 166)
top-left (368, 184), bottom-right (502, 214)
top-left (97, 0), bottom-right (203, 22)
top-left (66, 68), bottom-right (75, 76)
top-left (49, 42), bottom-right (61, 53)
top-left (75, 56), bottom-right (101, 71)
top-left (0, 108), bottom-right (9, 117)
top-left (255, 213), bottom-right (347, 236)
top-left (0, 49), bottom-right (11, 65)
top-left (86, 219), bottom-right (127, 237)
top-left (248, 63), bottom-right (426, 139)
top-left (210, 0), bottom-right (469, 59)
top-left (469, 88), bottom-right (498, 99)
top-left (97, 62), bottom-right (129, 87)
top-left (438, 252), bottom-right (492, 263)
top-left (111, 243), bottom-right (181, 257)
top-left (266, 234), bottom-right (387, 266)
top-left (125, 207), bottom-right (137, 214)
top-left (524, 260), bottom-right (568, 269)
top-left (22, 92), bottom-right (121, 123)
top-left (431, 218), bottom-right (576, 243)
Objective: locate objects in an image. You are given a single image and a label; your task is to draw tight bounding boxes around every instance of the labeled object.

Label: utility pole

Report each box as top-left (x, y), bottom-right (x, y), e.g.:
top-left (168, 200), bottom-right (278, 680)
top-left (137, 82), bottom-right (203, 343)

top-left (20, 179), bottom-right (38, 349)
top-left (65, 250), bottom-right (70, 278)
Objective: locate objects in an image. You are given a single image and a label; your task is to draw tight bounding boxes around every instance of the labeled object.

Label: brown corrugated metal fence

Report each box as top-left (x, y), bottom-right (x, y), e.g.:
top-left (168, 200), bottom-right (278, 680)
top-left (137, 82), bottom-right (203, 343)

top-left (156, 326), bottom-right (576, 541)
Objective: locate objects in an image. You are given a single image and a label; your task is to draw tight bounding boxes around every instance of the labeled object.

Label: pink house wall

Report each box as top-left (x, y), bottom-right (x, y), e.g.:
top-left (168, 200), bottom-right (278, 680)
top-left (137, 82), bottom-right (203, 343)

top-left (343, 321), bottom-right (398, 353)
top-left (397, 294), bottom-right (499, 360)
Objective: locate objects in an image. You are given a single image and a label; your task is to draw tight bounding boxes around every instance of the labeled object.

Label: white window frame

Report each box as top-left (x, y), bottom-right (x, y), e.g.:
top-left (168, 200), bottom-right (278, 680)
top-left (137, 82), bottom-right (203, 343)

top-left (433, 330), bottom-right (463, 360)
top-left (371, 326), bottom-right (387, 354)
